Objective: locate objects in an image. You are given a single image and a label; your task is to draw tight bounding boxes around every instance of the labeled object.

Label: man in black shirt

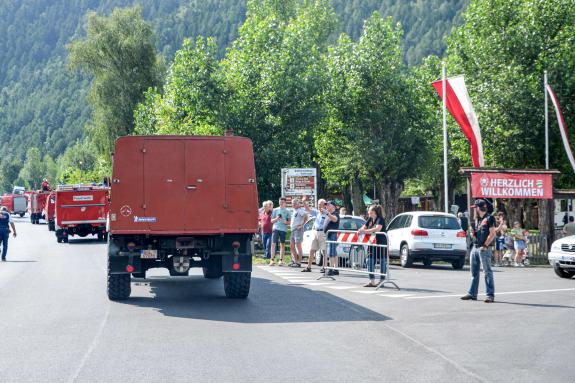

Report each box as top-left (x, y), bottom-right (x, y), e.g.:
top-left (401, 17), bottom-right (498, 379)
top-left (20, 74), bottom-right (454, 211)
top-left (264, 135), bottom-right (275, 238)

top-left (323, 201), bottom-right (340, 276)
top-left (461, 199), bottom-right (496, 303)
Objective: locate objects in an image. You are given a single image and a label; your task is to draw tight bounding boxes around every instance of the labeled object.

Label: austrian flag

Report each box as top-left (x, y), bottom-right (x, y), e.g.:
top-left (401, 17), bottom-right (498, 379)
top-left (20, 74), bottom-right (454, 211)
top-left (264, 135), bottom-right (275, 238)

top-left (432, 76), bottom-right (485, 168)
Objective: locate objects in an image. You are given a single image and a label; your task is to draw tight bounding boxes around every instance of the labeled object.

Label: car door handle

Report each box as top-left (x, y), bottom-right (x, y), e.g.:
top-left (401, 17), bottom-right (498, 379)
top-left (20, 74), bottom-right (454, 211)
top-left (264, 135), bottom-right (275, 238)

top-left (186, 185), bottom-right (197, 191)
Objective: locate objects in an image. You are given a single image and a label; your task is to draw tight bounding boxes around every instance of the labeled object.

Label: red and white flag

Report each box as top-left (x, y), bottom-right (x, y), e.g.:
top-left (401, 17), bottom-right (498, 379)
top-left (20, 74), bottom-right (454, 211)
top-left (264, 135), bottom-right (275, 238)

top-left (432, 76), bottom-right (485, 167)
top-left (546, 84), bottom-right (575, 173)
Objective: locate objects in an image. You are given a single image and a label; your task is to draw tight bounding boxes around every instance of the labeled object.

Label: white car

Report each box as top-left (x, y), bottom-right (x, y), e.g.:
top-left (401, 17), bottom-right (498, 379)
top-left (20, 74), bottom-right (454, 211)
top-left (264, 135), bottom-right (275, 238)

top-left (386, 211), bottom-right (467, 269)
top-left (548, 235), bottom-right (575, 279)
top-left (301, 215), bottom-right (366, 266)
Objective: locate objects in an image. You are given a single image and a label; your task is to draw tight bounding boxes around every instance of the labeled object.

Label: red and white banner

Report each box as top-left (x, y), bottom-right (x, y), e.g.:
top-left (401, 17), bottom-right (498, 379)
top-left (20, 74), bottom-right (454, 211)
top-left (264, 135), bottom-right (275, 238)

top-left (471, 172), bottom-right (553, 200)
top-left (433, 76), bottom-right (485, 167)
top-left (336, 232), bottom-right (376, 245)
top-left (546, 84), bottom-right (575, 173)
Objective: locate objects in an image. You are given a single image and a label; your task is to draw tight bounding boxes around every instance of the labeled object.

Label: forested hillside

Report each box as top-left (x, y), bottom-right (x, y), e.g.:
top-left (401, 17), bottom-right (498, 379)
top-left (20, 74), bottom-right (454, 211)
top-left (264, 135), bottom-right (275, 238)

top-left (0, 0), bottom-right (467, 163)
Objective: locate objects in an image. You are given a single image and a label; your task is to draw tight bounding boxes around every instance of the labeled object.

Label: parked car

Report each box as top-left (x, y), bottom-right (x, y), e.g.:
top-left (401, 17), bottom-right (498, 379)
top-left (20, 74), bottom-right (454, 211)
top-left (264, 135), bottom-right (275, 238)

top-left (386, 211), bottom-right (467, 269)
top-left (548, 235), bottom-right (575, 279)
top-left (301, 215), bottom-right (366, 266)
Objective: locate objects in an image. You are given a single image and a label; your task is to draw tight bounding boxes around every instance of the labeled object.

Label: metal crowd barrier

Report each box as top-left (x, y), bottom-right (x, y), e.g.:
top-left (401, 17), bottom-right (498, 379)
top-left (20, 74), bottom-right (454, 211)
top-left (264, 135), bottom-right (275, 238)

top-left (319, 230), bottom-right (400, 290)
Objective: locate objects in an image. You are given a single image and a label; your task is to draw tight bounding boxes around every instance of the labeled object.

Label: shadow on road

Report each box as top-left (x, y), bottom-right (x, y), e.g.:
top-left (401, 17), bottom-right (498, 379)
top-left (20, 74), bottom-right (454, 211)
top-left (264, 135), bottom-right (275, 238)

top-left (120, 276), bottom-right (392, 324)
top-left (495, 301), bottom-right (575, 309)
top-left (67, 238), bottom-right (105, 246)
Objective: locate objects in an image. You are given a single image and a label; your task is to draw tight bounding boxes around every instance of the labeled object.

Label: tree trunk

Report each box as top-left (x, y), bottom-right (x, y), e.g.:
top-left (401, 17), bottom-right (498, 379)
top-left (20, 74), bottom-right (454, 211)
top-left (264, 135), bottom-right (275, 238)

top-left (379, 180), bottom-right (404, 222)
top-left (350, 178), bottom-right (365, 217)
top-left (508, 199), bottom-right (523, 227)
top-left (538, 199), bottom-right (554, 251)
top-left (342, 186), bottom-right (353, 214)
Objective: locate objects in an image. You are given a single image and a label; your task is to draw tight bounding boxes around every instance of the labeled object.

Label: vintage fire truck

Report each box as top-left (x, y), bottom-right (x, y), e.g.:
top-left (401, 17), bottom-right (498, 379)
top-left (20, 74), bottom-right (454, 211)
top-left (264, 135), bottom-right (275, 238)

top-left (28, 190), bottom-right (51, 224)
top-left (107, 135), bottom-right (258, 300)
top-left (54, 185), bottom-right (110, 243)
top-left (0, 193), bottom-right (27, 217)
top-left (44, 191), bottom-right (56, 231)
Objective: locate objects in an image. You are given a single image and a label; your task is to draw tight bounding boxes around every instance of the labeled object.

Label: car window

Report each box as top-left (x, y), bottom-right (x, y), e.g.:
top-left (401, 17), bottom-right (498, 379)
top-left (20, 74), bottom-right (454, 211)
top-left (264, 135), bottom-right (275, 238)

top-left (403, 215), bottom-right (413, 228)
top-left (418, 215), bottom-right (460, 230)
top-left (340, 218), bottom-right (362, 231)
top-left (387, 215), bottom-right (405, 231)
top-left (303, 218), bottom-right (315, 231)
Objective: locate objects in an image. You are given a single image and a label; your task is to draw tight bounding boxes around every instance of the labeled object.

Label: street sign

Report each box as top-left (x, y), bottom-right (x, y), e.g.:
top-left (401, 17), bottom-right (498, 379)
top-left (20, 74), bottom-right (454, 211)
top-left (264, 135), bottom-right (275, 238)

top-left (471, 172), bottom-right (553, 199)
top-left (281, 168), bottom-right (317, 207)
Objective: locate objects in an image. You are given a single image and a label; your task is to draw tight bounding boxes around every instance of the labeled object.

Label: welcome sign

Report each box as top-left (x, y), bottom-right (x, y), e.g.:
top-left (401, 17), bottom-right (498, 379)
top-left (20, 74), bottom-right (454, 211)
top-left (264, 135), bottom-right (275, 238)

top-left (471, 172), bottom-right (553, 199)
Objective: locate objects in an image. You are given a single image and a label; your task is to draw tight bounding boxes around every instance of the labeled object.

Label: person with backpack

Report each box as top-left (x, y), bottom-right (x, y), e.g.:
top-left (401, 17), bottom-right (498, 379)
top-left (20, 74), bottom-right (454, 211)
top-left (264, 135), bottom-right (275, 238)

top-left (0, 206), bottom-right (17, 261)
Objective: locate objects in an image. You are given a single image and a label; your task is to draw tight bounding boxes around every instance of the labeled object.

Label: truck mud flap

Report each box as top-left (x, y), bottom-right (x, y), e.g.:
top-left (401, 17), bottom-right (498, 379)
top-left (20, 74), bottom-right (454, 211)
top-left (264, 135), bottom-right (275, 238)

top-left (222, 252), bottom-right (252, 272)
top-left (109, 256), bottom-right (142, 274)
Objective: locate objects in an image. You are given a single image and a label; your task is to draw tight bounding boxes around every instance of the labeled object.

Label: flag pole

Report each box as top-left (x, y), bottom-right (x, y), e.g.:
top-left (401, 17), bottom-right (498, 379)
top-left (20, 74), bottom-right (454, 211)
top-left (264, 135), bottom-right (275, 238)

top-left (544, 70), bottom-right (549, 170)
top-left (442, 62), bottom-right (448, 213)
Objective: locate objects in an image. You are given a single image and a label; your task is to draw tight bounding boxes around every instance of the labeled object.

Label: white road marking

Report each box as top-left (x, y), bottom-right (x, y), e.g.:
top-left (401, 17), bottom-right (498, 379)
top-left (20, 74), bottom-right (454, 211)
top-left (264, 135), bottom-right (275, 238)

top-left (301, 282), bottom-right (334, 286)
top-left (385, 294), bottom-right (416, 298)
top-left (406, 287), bottom-right (575, 300)
top-left (326, 286), bottom-right (357, 290)
top-left (352, 290), bottom-right (384, 294)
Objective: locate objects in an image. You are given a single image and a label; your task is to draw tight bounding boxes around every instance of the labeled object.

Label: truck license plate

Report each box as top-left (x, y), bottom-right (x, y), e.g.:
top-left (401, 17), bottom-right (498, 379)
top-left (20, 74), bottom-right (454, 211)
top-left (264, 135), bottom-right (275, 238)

top-left (434, 243), bottom-right (452, 249)
top-left (140, 250), bottom-right (158, 259)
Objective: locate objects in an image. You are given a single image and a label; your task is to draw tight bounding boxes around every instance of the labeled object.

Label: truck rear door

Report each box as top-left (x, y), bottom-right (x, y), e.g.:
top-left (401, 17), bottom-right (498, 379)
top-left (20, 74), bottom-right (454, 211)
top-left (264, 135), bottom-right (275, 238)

top-left (143, 138), bottom-right (187, 232)
top-left (184, 139), bottom-right (226, 231)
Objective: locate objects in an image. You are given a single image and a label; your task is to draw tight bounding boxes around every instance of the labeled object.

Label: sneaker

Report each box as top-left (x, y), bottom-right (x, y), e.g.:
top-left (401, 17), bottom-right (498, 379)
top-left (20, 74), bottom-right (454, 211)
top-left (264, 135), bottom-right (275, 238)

top-left (1, 258), bottom-right (5, 262)
top-left (301, 267), bottom-right (311, 272)
top-left (460, 294), bottom-right (477, 301)
top-left (484, 296), bottom-right (494, 303)
top-left (519, 263), bottom-right (525, 267)
top-left (514, 262), bottom-right (520, 267)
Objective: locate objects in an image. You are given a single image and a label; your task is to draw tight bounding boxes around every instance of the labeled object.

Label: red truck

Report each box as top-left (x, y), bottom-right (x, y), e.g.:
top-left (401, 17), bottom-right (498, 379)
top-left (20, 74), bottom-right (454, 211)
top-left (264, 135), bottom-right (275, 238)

top-left (28, 191), bottom-right (51, 224)
top-left (0, 194), bottom-right (27, 217)
top-left (107, 135), bottom-right (258, 300)
top-left (44, 191), bottom-right (56, 231)
top-left (54, 185), bottom-right (110, 243)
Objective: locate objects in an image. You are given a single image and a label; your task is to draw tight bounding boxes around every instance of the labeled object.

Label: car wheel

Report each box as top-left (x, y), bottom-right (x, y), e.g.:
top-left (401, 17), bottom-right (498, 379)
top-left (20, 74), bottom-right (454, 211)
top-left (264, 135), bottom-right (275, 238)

top-left (400, 244), bottom-right (413, 268)
top-left (315, 251), bottom-right (324, 267)
top-left (554, 265), bottom-right (575, 279)
top-left (452, 258), bottom-right (465, 270)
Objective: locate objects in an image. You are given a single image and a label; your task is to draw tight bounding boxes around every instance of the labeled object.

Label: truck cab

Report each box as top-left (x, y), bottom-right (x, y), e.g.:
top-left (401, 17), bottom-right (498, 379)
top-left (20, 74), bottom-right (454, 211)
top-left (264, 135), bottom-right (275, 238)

top-left (107, 135), bottom-right (259, 300)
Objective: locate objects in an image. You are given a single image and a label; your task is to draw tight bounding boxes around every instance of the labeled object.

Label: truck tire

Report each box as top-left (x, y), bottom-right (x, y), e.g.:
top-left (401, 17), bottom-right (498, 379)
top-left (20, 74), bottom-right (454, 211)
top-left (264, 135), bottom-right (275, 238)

top-left (62, 235), bottom-right (69, 243)
top-left (202, 257), bottom-right (223, 279)
top-left (19, 212), bottom-right (25, 218)
top-left (30, 214), bottom-right (35, 224)
top-left (107, 272), bottom-right (131, 300)
top-left (554, 265), bottom-right (575, 279)
top-left (48, 221), bottom-right (55, 231)
top-left (223, 272), bottom-right (251, 298)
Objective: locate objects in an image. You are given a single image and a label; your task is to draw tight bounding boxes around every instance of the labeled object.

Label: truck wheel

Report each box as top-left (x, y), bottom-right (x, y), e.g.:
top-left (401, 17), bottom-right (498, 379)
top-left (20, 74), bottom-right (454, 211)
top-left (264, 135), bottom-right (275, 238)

top-left (30, 215), bottom-right (35, 224)
top-left (202, 257), bottom-right (223, 279)
top-left (400, 244), bottom-right (413, 268)
top-left (62, 235), bottom-right (69, 243)
top-left (19, 213), bottom-right (25, 218)
top-left (48, 222), bottom-right (55, 231)
top-left (554, 265), bottom-right (575, 279)
top-left (223, 272), bottom-right (251, 299)
top-left (107, 272), bottom-right (131, 300)
top-left (452, 258), bottom-right (465, 270)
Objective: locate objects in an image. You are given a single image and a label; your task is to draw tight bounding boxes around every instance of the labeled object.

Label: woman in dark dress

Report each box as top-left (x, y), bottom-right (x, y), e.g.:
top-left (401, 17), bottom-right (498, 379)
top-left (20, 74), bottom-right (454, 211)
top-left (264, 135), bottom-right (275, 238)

top-left (358, 205), bottom-right (386, 287)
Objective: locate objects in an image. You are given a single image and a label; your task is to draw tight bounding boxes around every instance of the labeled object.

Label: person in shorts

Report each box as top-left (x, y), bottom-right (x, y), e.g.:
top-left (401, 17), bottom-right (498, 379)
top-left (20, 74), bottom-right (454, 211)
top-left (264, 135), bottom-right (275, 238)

top-left (511, 222), bottom-right (526, 267)
top-left (494, 212), bottom-right (507, 267)
top-left (302, 199), bottom-right (327, 272)
top-left (270, 197), bottom-right (291, 266)
top-left (289, 198), bottom-right (308, 267)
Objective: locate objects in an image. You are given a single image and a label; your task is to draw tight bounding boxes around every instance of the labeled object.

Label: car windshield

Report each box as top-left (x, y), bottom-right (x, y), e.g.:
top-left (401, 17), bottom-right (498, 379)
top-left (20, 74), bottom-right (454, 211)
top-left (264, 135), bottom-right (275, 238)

top-left (418, 215), bottom-right (460, 230)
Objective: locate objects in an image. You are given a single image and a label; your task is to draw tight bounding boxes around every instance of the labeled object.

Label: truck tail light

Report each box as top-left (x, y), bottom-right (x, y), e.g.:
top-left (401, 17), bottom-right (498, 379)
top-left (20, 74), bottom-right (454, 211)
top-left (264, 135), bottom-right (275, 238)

top-left (457, 231), bottom-right (467, 238)
top-left (233, 263), bottom-right (240, 270)
top-left (411, 229), bottom-right (428, 237)
top-left (232, 241), bottom-right (241, 249)
top-left (126, 265), bottom-right (134, 273)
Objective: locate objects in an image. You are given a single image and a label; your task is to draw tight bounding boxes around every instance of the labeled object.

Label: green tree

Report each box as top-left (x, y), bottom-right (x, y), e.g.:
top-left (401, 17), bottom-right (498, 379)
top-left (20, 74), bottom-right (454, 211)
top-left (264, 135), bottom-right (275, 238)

top-left (68, 6), bottom-right (164, 157)
top-left (18, 148), bottom-right (46, 190)
top-left (0, 159), bottom-right (23, 194)
top-left (221, 0), bottom-right (337, 199)
top-left (318, 13), bottom-right (431, 219)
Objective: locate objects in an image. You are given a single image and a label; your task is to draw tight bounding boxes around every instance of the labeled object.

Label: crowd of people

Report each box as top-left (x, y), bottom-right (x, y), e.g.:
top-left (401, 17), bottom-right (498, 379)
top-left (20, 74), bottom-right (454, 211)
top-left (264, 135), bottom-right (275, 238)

top-left (259, 197), bottom-right (387, 284)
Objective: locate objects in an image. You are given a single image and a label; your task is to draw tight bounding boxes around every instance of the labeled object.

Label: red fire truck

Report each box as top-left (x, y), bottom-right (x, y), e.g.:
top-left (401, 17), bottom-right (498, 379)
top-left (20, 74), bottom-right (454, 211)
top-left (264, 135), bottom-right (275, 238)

top-left (44, 191), bottom-right (56, 231)
top-left (107, 135), bottom-right (258, 300)
top-left (0, 194), bottom-right (27, 217)
top-left (54, 185), bottom-right (110, 243)
top-left (28, 191), bottom-right (51, 224)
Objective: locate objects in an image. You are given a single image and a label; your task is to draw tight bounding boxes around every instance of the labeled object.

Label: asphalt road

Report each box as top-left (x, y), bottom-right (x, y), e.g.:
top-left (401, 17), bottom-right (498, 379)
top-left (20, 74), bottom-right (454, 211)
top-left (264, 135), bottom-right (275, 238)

top-left (1, 218), bottom-right (574, 383)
